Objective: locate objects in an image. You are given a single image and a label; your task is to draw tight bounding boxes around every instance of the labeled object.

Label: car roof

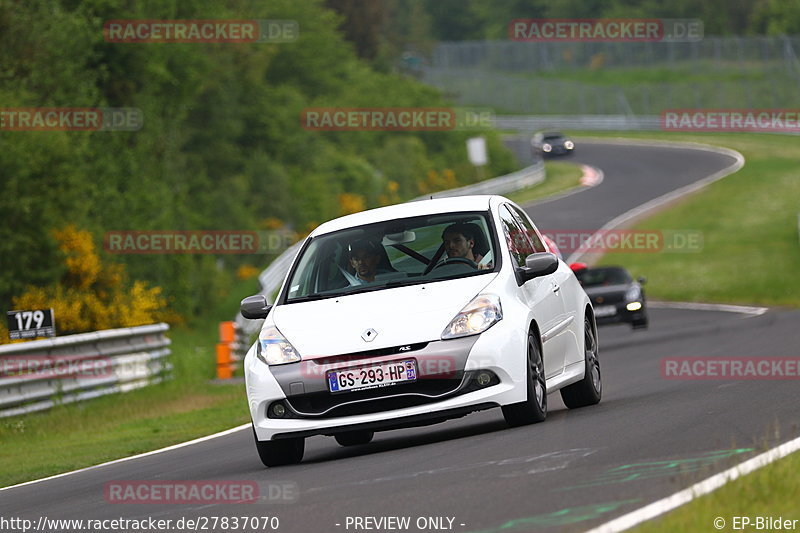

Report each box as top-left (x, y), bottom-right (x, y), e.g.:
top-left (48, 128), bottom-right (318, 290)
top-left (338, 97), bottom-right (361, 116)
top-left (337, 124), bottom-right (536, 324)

top-left (309, 195), bottom-right (505, 237)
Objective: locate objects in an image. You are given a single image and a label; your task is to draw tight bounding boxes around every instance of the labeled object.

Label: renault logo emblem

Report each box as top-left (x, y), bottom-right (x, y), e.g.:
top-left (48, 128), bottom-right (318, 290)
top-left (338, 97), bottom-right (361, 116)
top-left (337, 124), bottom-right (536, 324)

top-left (361, 328), bottom-right (378, 342)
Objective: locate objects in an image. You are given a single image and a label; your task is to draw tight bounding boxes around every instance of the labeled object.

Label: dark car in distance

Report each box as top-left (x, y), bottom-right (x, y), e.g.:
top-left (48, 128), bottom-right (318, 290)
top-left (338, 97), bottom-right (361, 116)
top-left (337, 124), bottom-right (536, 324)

top-left (531, 131), bottom-right (575, 157)
top-left (574, 266), bottom-right (648, 329)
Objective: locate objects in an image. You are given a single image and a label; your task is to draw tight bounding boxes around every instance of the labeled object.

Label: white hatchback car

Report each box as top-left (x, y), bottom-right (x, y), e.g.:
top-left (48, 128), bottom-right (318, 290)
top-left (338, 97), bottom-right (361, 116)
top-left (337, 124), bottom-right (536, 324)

top-left (241, 195), bottom-right (601, 466)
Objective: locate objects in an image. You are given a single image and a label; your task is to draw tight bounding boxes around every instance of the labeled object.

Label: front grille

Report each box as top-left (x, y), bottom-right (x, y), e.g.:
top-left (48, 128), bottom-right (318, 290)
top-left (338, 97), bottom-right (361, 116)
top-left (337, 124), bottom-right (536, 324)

top-left (285, 374), bottom-right (465, 418)
top-left (592, 293), bottom-right (625, 305)
top-left (277, 370), bottom-right (500, 419)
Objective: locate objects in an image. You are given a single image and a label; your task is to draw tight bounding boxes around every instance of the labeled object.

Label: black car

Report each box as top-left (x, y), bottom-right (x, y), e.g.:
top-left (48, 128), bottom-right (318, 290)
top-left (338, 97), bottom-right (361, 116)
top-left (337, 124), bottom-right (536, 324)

top-left (531, 131), bottom-right (575, 157)
top-left (575, 266), bottom-right (648, 329)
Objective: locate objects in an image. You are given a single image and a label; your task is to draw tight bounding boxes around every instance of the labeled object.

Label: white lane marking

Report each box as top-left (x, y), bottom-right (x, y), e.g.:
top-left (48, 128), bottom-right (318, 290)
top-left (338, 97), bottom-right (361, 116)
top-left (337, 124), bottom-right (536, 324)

top-left (648, 301), bottom-right (768, 316)
top-left (584, 435), bottom-right (800, 533)
top-left (566, 141), bottom-right (745, 264)
top-left (523, 164), bottom-right (604, 207)
top-left (0, 423), bottom-right (251, 492)
top-left (580, 165), bottom-right (602, 186)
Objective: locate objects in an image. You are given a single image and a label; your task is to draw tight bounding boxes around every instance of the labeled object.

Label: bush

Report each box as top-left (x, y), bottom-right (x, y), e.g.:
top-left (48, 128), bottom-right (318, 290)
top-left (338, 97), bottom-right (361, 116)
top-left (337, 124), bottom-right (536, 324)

top-left (1, 226), bottom-right (169, 342)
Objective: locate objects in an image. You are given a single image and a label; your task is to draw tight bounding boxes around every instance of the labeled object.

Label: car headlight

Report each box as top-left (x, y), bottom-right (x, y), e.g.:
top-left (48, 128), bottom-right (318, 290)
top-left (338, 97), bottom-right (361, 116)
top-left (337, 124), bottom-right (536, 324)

top-left (625, 286), bottom-right (641, 302)
top-left (564, 140), bottom-right (574, 149)
top-left (256, 325), bottom-right (301, 365)
top-left (542, 143), bottom-right (552, 152)
top-left (441, 294), bottom-right (502, 340)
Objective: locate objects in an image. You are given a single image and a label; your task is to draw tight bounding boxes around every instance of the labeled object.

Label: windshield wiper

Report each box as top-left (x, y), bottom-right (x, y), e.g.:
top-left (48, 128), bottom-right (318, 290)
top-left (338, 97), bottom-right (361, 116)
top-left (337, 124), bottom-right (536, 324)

top-left (286, 291), bottom-right (352, 303)
top-left (287, 279), bottom-right (427, 303)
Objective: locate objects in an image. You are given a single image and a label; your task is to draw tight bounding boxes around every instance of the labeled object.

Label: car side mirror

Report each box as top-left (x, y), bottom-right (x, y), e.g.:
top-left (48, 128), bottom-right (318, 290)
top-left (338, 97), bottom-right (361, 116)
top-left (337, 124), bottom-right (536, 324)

top-left (637, 276), bottom-right (647, 285)
top-left (240, 294), bottom-right (272, 319)
top-left (518, 252), bottom-right (559, 284)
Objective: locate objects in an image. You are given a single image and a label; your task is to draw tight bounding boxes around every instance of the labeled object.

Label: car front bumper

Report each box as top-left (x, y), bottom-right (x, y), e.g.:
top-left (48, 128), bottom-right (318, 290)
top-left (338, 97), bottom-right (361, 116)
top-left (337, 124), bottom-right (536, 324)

top-left (594, 302), bottom-right (647, 325)
top-left (246, 321), bottom-right (528, 441)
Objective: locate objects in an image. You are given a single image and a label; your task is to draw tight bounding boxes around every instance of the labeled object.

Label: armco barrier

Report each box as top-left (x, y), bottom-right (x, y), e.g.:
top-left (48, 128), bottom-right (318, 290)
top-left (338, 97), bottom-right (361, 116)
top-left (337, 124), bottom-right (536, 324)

top-left (496, 115), bottom-right (662, 132)
top-left (0, 323), bottom-right (171, 418)
top-left (236, 161), bottom-right (545, 336)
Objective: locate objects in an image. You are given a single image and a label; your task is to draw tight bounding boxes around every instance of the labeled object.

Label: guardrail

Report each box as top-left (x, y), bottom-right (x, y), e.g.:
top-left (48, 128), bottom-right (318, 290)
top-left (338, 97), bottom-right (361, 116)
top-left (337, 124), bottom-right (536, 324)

top-left (496, 115), bottom-right (662, 132)
top-left (413, 160), bottom-right (544, 199)
top-left (496, 114), bottom-right (800, 135)
top-left (0, 323), bottom-right (171, 418)
top-left (236, 161), bottom-right (546, 336)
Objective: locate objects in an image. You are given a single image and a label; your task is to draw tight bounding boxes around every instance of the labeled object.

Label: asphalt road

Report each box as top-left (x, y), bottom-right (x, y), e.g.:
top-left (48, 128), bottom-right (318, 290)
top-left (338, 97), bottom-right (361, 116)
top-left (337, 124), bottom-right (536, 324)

top-left (3, 140), bottom-right (799, 533)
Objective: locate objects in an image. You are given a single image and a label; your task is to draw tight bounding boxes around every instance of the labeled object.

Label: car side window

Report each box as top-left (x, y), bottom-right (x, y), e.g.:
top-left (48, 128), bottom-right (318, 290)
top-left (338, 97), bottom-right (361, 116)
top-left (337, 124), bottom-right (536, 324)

top-left (508, 205), bottom-right (547, 253)
top-left (499, 205), bottom-right (535, 268)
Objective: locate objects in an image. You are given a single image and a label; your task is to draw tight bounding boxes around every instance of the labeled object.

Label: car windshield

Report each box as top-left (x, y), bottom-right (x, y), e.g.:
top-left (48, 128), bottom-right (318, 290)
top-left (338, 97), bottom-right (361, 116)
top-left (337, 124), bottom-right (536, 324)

top-left (575, 267), bottom-right (632, 287)
top-left (543, 133), bottom-right (564, 140)
top-left (284, 211), bottom-right (497, 302)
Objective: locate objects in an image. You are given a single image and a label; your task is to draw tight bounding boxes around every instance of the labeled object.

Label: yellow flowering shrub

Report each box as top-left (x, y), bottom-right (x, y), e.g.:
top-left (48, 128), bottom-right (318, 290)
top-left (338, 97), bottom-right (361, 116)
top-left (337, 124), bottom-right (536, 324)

top-left (418, 168), bottom-right (458, 195)
top-left (338, 193), bottom-right (366, 216)
top-left (259, 217), bottom-right (285, 230)
top-left (0, 323), bottom-right (12, 344)
top-left (6, 226), bottom-right (170, 340)
top-left (236, 264), bottom-right (261, 281)
top-left (53, 225), bottom-right (102, 290)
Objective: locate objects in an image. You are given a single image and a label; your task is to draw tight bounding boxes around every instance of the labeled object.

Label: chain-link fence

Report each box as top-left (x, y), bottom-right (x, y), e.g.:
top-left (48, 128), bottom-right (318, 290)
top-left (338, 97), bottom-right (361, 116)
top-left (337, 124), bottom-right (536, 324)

top-left (417, 36), bottom-right (800, 115)
top-left (429, 36), bottom-right (800, 74)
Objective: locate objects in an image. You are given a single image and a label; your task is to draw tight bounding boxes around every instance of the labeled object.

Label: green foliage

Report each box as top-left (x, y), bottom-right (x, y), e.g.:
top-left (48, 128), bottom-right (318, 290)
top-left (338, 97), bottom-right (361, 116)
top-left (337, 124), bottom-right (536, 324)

top-left (0, 0), bottom-right (515, 321)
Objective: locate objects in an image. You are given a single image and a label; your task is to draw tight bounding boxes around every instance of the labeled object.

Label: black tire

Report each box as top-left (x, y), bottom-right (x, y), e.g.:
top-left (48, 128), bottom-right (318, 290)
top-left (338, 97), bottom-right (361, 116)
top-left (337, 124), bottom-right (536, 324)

top-left (632, 317), bottom-right (649, 329)
top-left (252, 425), bottom-right (304, 467)
top-left (502, 331), bottom-right (547, 427)
top-left (561, 316), bottom-right (602, 408)
top-left (334, 430), bottom-right (374, 447)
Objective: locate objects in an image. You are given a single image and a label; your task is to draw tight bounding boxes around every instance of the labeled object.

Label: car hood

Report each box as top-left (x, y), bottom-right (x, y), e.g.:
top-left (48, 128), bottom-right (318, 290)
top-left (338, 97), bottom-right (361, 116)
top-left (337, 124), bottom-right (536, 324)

top-left (271, 274), bottom-right (498, 358)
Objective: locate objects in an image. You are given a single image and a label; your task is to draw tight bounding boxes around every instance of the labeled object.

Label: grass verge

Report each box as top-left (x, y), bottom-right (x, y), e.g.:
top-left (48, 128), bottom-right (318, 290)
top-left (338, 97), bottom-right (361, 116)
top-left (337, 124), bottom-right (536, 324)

top-left (506, 160), bottom-right (585, 206)
top-left (635, 446), bottom-right (800, 532)
top-left (569, 131), bottom-right (800, 308)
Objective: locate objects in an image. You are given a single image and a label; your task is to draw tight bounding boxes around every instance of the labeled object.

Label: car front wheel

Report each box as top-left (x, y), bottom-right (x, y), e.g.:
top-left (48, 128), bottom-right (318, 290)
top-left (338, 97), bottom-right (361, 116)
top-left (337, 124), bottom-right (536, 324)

top-left (253, 425), bottom-right (304, 467)
top-left (503, 331), bottom-right (547, 426)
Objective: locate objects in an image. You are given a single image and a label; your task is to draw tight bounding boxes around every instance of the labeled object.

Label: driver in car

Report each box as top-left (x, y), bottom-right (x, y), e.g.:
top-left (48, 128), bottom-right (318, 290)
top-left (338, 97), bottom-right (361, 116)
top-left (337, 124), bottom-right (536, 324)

top-left (441, 223), bottom-right (492, 269)
top-left (348, 239), bottom-right (387, 283)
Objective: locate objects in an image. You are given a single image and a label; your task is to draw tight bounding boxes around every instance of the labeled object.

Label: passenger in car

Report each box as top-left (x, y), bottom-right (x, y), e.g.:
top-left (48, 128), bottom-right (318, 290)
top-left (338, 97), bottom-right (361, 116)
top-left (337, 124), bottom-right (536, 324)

top-left (348, 239), bottom-right (393, 283)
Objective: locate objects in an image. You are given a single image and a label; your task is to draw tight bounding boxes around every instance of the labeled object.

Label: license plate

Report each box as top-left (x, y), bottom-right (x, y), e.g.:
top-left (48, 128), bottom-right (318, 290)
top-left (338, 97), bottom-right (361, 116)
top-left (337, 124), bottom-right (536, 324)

top-left (594, 305), bottom-right (617, 317)
top-left (327, 359), bottom-right (417, 393)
